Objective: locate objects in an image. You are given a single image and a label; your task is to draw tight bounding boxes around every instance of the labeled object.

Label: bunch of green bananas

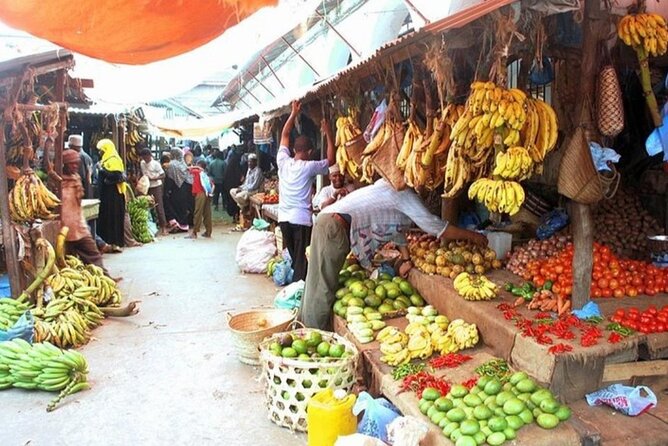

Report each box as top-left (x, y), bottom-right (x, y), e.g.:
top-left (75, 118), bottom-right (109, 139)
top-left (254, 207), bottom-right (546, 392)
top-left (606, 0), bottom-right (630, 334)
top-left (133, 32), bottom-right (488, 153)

top-left (128, 196), bottom-right (154, 243)
top-left (0, 297), bottom-right (31, 330)
top-left (9, 172), bottom-right (61, 223)
top-left (48, 256), bottom-right (121, 307)
top-left (0, 338), bottom-right (90, 411)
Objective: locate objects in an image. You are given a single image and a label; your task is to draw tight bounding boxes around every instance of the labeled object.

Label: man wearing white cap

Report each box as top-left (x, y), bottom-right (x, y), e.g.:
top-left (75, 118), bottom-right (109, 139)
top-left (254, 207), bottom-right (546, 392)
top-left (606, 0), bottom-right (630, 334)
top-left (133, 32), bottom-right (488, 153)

top-left (229, 152), bottom-right (263, 216)
top-left (67, 134), bottom-right (93, 198)
top-left (312, 165), bottom-right (355, 212)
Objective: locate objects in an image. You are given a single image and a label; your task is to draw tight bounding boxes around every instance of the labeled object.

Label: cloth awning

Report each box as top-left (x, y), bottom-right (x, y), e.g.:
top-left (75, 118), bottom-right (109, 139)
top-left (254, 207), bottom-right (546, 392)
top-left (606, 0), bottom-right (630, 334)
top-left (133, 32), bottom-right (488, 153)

top-left (0, 0), bottom-right (276, 65)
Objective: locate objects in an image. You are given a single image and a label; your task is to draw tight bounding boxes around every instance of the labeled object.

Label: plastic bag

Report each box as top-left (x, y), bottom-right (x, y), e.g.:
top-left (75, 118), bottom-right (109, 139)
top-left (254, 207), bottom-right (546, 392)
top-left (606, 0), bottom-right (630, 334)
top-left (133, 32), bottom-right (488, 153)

top-left (200, 171), bottom-right (214, 196)
top-left (363, 99), bottom-right (387, 143)
top-left (0, 311), bottom-right (34, 343)
top-left (586, 384), bottom-right (657, 416)
top-left (572, 301), bottom-right (602, 320)
top-left (536, 209), bottom-right (569, 240)
top-left (272, 260), bottom-right (294, 286)
top-left (529, 57), bottom-right (555, 86)
top-left (274, 280), bottom-right (305, 310)
top-left (386, 416), bottom-right (430, 446)
top-left (235, 229), bottom-right (277, 273)
top-left (136, 175), bottom-right (150, 195)
top-left (353, 391), bottom-right (401, 442)
top-left (645, 102), bottom-right (668, 159)
top-left (589, 142), bottom-right (621, 172)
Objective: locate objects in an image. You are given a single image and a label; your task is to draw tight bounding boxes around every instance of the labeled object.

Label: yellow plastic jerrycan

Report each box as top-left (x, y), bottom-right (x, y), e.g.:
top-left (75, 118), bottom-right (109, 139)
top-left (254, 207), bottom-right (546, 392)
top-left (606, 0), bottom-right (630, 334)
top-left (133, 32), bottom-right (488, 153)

top-left (307, 389), bottom-right (357, 446)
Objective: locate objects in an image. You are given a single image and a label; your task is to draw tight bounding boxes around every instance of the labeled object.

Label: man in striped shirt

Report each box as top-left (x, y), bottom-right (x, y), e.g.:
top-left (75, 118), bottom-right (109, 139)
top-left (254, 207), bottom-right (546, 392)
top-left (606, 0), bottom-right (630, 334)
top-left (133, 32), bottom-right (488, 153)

top-left (299, 178), bottom-right (487, 330)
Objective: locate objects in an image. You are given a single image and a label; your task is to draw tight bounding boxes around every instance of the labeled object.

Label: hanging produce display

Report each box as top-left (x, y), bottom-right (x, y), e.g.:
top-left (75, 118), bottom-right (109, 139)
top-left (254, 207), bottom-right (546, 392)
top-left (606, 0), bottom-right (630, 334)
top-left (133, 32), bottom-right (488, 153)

top-left (335, 112), bottom-right (363, 179)
top-left (444, 81), bottom-right (558, 216)
top-left (617, 13), bottom-right (668, 127)
top-left (9, 171), bottom-right (60, 223)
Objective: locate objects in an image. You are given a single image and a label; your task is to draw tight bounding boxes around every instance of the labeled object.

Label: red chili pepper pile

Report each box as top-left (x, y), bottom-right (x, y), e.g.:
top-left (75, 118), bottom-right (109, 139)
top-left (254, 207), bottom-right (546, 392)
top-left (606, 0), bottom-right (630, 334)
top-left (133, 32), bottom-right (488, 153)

top-left (428, 354), bottom-right (473, 369)
top-left (461, 377), bottom-right (479, 390)
top-left (548, 343), bottom-right (573, 355)
top-left (401, 371), bottom-right (451, 399)
top-left (607, 332), bottom-right (623, 344)
top-left (497, 303), bottom-right (607, 348)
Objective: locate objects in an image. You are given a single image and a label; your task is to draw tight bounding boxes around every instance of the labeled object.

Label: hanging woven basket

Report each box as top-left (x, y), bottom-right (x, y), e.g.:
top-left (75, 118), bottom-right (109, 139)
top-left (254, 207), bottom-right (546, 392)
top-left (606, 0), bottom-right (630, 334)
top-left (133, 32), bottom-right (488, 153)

top-left (596, 65), bottom-right (624, 137)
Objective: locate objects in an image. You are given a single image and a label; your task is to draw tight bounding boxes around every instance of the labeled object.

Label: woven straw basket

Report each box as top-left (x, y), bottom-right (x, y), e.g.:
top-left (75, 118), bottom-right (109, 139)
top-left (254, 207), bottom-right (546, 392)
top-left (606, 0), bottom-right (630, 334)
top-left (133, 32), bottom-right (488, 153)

top-left (596, 65), bottom-right (624, 137)
top-left (227, 309), bottom-right (297, 365)
top-left (558, 127), bottom-right (604, 204)
top-left (259, 328), bottom-right (359, 432)
top-left (371, 122), bottom-right (406, 191)
top-left (344, 134), bottom-right (366, 164)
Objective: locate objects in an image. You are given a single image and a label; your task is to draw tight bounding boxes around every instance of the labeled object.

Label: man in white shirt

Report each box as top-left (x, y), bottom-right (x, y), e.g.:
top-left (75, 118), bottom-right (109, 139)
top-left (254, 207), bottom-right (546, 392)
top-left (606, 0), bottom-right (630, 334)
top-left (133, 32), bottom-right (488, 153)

top-left (312, 165), bottom-right (355, 212)
top-left (278, 101), bottom-right (336, 282)
top-left (230, 153), bottom-right (263, 216)
top-left (140, 148), bottom-right (168, 235)
top-left (299, 178), bottom-right (488, 330)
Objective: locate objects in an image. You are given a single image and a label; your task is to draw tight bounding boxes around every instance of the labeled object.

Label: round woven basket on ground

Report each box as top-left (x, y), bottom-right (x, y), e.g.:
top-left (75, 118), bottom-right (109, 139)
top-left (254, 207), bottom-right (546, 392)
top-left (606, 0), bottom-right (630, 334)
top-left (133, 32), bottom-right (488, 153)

top-left (259, 328), bottom-right (359, 432)
top-left (227, 309), bottom-right (297, 366)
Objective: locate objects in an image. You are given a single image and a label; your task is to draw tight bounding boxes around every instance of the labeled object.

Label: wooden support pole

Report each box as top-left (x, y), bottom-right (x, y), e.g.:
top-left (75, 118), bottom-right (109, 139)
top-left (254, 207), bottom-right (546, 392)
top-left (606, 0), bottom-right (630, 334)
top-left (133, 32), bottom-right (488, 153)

top-left (54, 69), bottom-right (66, 181)
top-left (570, 0), bottom-right (604, 309)
top-left (0, 126), bottom-right (22, 297)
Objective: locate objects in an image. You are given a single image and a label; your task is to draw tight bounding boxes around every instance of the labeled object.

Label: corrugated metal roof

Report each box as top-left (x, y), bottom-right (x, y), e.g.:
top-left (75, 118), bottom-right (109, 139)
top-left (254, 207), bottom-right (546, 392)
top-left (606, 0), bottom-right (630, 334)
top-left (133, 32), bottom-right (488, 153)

top-left (257, 0), bottom-right (514, 118)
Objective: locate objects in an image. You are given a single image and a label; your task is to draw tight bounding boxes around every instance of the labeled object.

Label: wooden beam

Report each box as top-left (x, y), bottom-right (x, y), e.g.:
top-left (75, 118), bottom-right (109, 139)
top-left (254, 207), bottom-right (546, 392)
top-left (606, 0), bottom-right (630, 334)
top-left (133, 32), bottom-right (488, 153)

top-left (73, 78), bottom-right (94, 88)
top-left (281, 37), bottom-right (320, 77)
top-left (54, 70), bottom-right (66, 182)
top-left (570, 0), bottom-right (605, 309)
top-left (0, 125), bottom-right (22, 297)
top-left (603, 360), bottom-right (668, 382)
top-left (261, 55), bottom-right (285, 89)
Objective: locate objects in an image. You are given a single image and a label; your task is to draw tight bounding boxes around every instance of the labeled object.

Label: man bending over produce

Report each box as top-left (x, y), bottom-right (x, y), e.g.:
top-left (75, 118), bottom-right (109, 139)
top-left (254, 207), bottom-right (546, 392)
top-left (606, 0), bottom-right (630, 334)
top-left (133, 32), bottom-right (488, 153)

top-left (299, 178), bottom-right (487, 330)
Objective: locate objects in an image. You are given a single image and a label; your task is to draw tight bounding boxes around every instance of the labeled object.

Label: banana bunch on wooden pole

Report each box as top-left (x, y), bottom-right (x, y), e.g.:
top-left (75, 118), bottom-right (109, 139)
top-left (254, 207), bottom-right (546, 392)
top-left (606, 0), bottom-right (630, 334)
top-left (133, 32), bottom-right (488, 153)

top-left (334, 114), bottom-right (363, 179)
top-left (618, 13), bottom-right (668, 127)
top-left (443, 81), bottom-right (558, 202)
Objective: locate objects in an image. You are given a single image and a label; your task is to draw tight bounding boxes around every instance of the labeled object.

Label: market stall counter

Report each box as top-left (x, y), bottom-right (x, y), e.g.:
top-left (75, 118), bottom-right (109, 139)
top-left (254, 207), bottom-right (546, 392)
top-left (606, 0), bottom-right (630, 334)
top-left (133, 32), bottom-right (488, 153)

top-left (408, 269), bottom-right (668, 403)
top-left (333, 315), bottom-right (581, 446)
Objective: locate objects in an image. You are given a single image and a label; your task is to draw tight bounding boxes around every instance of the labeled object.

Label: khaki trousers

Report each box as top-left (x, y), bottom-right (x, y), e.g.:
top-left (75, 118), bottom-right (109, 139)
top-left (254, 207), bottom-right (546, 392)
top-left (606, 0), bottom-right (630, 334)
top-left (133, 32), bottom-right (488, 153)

top-left (230, 188), bottom-right (251, 209)
top-left (298, 213), bottom-right (350, 330)
top-left (193, 193), bottom-right (212, 235)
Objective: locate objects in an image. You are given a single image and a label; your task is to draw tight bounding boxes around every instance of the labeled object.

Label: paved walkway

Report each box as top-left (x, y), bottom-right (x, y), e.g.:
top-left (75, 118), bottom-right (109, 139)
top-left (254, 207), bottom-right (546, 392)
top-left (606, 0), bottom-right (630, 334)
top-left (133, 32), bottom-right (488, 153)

top-left (3, 222), bottom-right (307, 446)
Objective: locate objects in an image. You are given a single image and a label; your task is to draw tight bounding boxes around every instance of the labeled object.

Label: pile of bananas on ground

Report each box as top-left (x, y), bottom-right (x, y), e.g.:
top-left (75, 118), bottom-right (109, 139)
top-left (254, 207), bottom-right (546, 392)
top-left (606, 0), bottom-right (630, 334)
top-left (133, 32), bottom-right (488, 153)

top-left (48, 256), bottom-right (121, 307)
top-left (444, 82), bottom-right (558, 200)
top-left (468, 178), bottom-right (526, 215)
top-left (9, 172), bottom-right (60, 223)
top-left (0, 338), bottom-right (90, 411)
top-left (32, 294), bottom-right (105, 348)
top-left (377, 306), bottom-right (479, 366)
top-left (335, 113), bottom-right (364, 180)
top-left (399, 105), bottom-right (466, 190)
top-left (128, 195), bottom-right (155, 243)
top-left (453, 272), bottom-right (499, 301)
top-left (618, 13), bottom-right (668, 56)
top-left (492, 146), bottom-right (533, 180)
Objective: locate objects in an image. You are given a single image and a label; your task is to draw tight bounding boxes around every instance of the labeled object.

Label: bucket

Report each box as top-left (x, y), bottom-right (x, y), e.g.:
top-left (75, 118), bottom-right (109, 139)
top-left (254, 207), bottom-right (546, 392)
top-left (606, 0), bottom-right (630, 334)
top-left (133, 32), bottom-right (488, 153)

top-left (486, 231), bottom-right (513, 260)
top-left (307, 389), bottom-right (357, 446)
top-left (227, 308), bottom-right (297, 365)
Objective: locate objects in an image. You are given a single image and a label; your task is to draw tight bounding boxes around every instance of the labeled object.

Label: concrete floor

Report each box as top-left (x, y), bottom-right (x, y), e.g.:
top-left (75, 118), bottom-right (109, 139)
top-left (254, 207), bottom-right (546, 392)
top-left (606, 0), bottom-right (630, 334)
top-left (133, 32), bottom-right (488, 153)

top-left (2, 220), bottom-right (307, 446)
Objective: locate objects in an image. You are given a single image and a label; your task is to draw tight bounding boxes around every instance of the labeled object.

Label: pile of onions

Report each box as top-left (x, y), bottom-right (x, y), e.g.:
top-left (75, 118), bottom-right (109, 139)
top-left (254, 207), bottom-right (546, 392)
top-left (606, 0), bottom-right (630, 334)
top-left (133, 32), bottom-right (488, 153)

top-left (593, 190), bottom-right (661, 260)
top-left (506, 235), bottom-right (571, 276)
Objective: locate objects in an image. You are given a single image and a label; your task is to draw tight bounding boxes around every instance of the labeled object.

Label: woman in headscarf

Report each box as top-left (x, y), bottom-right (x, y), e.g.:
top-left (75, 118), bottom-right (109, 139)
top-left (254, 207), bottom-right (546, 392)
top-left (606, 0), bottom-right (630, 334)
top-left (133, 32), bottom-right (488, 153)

top-left (222, 146), bottom-right (243, 220)
top-left (163, 147), bottom-right (193, 232)
top-left (96, 139), bottom-right (126, 246)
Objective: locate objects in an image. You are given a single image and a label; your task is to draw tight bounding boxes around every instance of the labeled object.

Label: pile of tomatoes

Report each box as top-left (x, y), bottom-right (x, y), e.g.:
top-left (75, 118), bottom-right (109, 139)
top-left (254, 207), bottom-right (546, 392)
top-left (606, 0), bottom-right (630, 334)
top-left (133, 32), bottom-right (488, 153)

top-left (523, 242), bottom-right (668, 299)
top-left (610, 306), bottom-right (668, 333)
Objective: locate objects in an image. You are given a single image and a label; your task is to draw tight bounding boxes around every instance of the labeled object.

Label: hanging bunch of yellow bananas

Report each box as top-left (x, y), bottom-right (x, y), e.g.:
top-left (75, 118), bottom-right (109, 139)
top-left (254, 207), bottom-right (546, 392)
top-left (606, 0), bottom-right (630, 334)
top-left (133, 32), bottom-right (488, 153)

top-left (522, 98), bottom-right (558, 164)
top-left (444, 81), bottom-right (558, 200)
top-left (9, 172), bottom-right (60, 223)
top-left (334, 114), bottom-right (363, 180)
top-left (492, 146), bottom-right (533, 180)
top-left (401, 104), bottom-right (465, 190)
top-left (468, 178), bottom-right (525, 215)
top-left (618, 13), bottom-right (668, 127)
top-left (618, 13), bottom-right (668, 56)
